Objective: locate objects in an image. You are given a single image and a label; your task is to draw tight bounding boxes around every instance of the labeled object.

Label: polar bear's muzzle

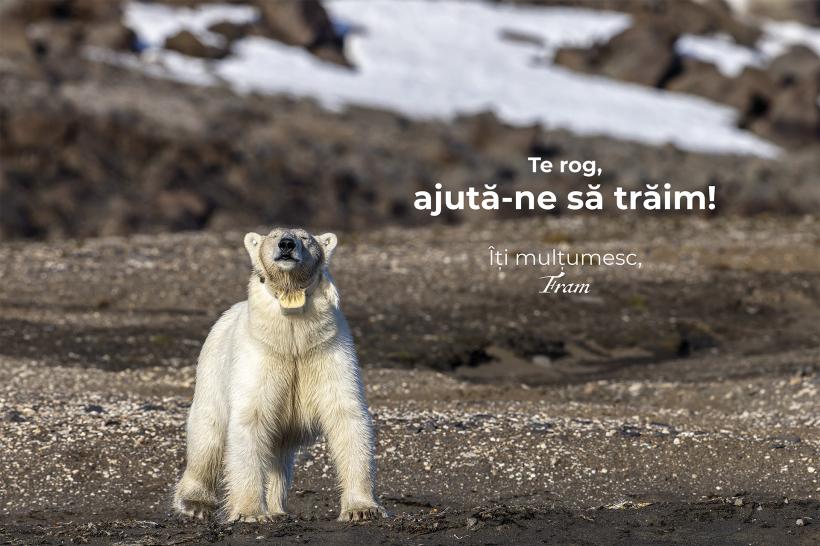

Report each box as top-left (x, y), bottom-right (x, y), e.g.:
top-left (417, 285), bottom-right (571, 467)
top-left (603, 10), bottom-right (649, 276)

top-left (273, 236), bottom-right (302, 268)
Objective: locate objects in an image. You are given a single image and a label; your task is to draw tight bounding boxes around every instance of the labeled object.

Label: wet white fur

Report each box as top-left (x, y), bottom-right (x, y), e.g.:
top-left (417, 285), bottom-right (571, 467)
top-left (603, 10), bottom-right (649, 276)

top-left (174, 232), bottom-right (383, 522)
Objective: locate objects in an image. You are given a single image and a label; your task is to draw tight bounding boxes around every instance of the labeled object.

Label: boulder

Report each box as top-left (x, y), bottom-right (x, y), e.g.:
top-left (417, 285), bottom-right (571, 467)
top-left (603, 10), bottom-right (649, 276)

top-left (310, 44), bottom-right (352, 67)
top-left (554, 23), bottom-right (680, 88)
top-left (208, 20), bottom-right (251, 43)
top-left (554, 0), bottom-right (762, 87)
top-left (1, 0), bottom-right (132, 61)
top-left (61, 0), bottom-right (122, 21)
top-left (0, 0), bottom-right (63, 23)
top-left (758, 72), bottom-right (820, 147)
top-left (727, 67), bottom-right (776, 121)
top-left (26, 21), bottom-right (86, 59)
top-left (768, 45), bottom-right (820, 86)
top-left (596, 24), bottom-right (681, 87)
top-left (0, 0), bottom-right (121, 22)
top-left (747, 0), bottom-right (820, 26)
top-left (0, 22), bottom-right (34, 61)
top-left (553, 47), bottom-right (593, 74)
top-left (163, 30), bottom-right (229, 59)
top-left (530, 0), bottom-right (760, 45)
top-left (252, 0), bottom-right (348, 65)
top-left (665, 58), bottom-right (731, 103)
top-left (254, 0), bottom-right (335, 47)
top-left (632, 0), bottom-right (760, 47)
top-left (665, 60), bottom-right (779, 128)
top-left (24, 20), bottom-right (136, 63)
top-left (85, 21), bottom-right (138, 51)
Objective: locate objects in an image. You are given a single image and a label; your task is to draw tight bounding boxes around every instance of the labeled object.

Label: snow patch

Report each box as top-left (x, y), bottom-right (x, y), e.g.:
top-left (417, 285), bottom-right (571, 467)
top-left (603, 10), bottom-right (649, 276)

top-left (675, 33), bottom-right (765, 77)
top-left (676, 20), bottom-right (820, 77)
top-left (759, 19), bottom-right (820, 59)
top-left (124, 2), bottom-right (257, 48)
top-left (123, 0), bottom-right (780, 158)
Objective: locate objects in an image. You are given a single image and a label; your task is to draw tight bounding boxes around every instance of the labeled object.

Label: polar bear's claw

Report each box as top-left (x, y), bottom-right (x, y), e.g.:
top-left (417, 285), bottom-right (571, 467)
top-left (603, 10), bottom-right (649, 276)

top-left (338, 505), bottom-right (388, 522)
top-left (232, 513), bottom-right (272, 523)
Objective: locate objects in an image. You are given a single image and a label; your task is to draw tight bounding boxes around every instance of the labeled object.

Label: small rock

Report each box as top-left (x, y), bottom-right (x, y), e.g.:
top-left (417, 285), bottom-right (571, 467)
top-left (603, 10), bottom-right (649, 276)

top-left (208, 20), bottom-right (251, 43)
top-left (620, 425), bottom-right (641, 438)
top-left (532, 355), bottom-right (551, 367)
top-left (499, 29), bottom-right (545, 48)
top-left (5, 410), bottom-right (26, 423)
top-left (84, 404), bottom-right (105, 413)
top-left (769, 435), bottom-right (802, 445)
top-left (164, 30), bottom-right (228, 59)
top-left (530, 422), bottom-right (553, 433)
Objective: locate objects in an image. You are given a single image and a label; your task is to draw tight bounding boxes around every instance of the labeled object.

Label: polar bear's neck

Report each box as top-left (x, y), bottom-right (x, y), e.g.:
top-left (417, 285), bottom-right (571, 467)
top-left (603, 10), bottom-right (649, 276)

top-left (245, 271), bottom-right (342, 350)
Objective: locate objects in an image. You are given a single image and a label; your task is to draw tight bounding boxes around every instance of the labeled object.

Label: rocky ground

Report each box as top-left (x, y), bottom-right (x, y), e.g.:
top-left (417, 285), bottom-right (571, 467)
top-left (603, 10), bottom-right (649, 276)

top-left (1, 216), bottom-right (819, 544)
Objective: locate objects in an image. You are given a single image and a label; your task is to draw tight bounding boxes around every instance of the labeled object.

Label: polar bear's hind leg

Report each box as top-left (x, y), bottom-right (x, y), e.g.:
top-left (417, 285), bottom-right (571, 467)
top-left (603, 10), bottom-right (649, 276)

top-left (174, 311), bottom-right (235, 519)
top-left (265, 445), bottom-right (296, 516)
top-left (174, 423), bottom-right (224, 518)
top-left (174, 403), bottom-right (225, 518)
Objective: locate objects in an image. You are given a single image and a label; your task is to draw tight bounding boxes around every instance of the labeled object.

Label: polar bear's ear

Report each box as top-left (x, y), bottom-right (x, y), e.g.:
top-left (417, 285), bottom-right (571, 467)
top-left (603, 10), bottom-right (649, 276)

top-left (316, 233), bottom-right (338, 262)
top-left (244, 232), bottom-right (263, 265)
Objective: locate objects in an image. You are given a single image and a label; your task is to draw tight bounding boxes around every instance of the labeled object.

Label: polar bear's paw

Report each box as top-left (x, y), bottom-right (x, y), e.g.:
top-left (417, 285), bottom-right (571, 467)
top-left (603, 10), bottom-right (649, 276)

top-left (176, 498), bottom-right (216, 520)
top-left (174, 477), bottom-right (217, 520)
top-left (230, 513), bottom-right (275, 523)
top-left (338, 505), bottom-right (388, 522)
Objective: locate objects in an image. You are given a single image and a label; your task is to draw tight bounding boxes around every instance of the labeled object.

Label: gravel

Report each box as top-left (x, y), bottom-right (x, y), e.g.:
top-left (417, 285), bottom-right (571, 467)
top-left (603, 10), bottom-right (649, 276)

top-left (1, 216), bottom-right (819, 543)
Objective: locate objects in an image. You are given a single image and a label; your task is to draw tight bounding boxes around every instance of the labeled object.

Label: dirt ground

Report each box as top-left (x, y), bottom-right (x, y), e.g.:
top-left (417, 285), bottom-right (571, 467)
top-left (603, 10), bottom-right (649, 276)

top-left (1, 216), bottom-right (819, 544)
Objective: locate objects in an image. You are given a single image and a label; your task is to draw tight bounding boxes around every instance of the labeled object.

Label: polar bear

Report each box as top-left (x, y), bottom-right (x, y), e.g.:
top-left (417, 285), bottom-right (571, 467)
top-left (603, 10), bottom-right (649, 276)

top-left (173, 227), bottom-right (385, 522)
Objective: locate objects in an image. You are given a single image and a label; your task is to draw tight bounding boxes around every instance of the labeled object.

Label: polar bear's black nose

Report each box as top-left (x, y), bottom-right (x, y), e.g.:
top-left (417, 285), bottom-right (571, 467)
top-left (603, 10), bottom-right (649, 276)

top-left (279, 238), bottom-right (296, 253)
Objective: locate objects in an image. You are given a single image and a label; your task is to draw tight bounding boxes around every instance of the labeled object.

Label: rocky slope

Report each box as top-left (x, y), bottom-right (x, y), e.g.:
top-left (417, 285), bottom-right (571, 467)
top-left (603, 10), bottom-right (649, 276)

top-left (553, 1), bottom-right (820, 149)
top-left (0, 0), bottom-right (819, 241)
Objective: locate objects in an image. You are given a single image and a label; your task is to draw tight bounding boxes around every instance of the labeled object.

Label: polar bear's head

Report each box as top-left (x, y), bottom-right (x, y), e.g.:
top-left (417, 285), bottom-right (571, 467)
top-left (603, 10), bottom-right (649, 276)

top-left (244, 228), bottom-right (337, 293)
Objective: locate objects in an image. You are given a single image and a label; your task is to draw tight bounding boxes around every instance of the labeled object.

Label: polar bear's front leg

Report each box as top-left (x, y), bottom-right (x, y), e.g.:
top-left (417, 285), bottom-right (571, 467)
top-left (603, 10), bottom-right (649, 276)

top-left (322, 406), bottom-right (386, 521)
top-left (224, 411), bottom-right (271, 522)
top-left (314, 348), bottom-right (386, 522)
